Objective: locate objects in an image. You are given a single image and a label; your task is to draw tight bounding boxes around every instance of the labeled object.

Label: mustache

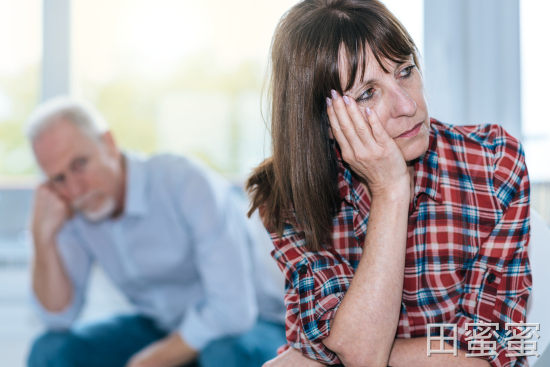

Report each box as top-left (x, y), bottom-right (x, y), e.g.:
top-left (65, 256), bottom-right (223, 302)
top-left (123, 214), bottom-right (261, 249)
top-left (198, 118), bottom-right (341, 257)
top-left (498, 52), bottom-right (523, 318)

top-left (71, 191), bottom-right (99, 210)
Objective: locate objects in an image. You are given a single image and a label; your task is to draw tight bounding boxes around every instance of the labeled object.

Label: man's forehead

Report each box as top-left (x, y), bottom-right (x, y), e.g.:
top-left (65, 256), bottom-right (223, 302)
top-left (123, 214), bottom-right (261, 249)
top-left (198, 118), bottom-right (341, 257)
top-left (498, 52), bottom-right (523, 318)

top-left (32, 119), bottom-right (95, 176)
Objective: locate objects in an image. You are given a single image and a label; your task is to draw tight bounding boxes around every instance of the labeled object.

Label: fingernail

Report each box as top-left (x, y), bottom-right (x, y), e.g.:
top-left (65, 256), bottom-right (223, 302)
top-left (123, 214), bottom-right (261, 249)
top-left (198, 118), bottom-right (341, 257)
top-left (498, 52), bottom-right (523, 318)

top-left (366, 107), bottom-right (372, 115)
top-left (343, 95), bottom-right (350, 105)
top-left (331, 89), bottom-right (338, 99)
top-left (326, 97), bottom-right (332, 107)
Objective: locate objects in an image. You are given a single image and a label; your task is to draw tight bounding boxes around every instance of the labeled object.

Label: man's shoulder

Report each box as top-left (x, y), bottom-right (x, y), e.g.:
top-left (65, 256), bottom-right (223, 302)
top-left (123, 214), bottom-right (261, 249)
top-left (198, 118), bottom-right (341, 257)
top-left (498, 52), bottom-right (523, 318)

top-left (137, 153), bottom-right (231, 198)
top-left (138, 153), bottom-right (209, 177)
top-left (131, 153), bottom-right (203, 187)
top-left (136, 152), bottom-right (190, 172)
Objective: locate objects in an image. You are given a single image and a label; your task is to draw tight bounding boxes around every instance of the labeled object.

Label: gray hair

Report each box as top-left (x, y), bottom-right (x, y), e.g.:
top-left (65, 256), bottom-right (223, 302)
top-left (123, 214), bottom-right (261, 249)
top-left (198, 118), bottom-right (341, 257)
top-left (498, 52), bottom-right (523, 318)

top-left (25, 97), bottom-right (109, 143)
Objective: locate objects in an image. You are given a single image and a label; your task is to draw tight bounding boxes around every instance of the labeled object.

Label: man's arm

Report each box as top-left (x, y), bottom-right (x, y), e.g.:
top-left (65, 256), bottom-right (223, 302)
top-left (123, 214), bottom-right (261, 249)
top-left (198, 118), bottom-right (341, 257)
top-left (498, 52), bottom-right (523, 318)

top-left (30, 184), bottom-right (92, 329)
top-left (126, 333), bottom-right (197, 367)
top-left (31, 184), bottom-right (73, 312)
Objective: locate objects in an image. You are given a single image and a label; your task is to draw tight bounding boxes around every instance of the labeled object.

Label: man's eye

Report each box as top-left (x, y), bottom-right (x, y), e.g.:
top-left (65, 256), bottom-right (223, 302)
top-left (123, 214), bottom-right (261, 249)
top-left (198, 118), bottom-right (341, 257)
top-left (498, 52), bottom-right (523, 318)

top-left (72, 157), bottom-right (89, 172)
top-left (357, 88), bottom-right (375, 102)
top-left (51, 175), bottom-right (65, 185)
top-left (400, 65), bottom-right (415, 78)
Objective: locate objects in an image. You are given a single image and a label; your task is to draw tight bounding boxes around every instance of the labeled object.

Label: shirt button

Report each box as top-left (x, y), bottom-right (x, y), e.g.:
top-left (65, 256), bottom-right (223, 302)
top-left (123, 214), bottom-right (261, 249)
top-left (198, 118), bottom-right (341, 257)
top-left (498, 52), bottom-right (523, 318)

top-left (297, 265), bottom-right (308, 275)
top-left (487, 273), bottom-right (496, 284)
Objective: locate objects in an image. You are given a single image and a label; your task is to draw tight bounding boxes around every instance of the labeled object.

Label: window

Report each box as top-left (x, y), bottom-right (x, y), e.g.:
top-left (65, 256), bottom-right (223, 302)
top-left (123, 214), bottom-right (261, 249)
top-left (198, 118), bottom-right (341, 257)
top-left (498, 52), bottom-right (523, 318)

top-left (72, 0), bottom-right (299, 177)
top-left (0, 1), bottom-right (41, 181)
top-left (384, 0), bottom-right (424, 55)
top-left (0, 0), bottom-right (424, 181)
top-left (521, 0), bottom-right (550, 222)
top-left (71, 0), bottom-right (424, 178)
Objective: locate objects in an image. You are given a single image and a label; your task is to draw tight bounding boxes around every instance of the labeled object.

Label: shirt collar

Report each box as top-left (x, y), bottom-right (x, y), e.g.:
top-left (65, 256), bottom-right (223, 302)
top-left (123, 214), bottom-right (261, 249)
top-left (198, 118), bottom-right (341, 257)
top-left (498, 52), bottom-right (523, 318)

top-left (123, 152), bottom-right (148, 217)
top-left (334, 120), bottom-right (442, 209)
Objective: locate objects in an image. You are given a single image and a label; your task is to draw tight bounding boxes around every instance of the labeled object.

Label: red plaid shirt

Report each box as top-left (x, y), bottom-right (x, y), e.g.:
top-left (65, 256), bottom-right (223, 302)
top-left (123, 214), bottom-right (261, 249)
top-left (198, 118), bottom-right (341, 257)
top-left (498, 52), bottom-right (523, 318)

top-left (269, 119), bottom-right (532, 366)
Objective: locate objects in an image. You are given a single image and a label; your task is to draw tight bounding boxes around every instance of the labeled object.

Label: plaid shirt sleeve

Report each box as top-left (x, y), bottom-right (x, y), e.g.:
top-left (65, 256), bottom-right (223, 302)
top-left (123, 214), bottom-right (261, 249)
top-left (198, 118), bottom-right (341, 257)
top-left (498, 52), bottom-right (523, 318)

top-left (270, 223), bottom-right (353, 365)
top-left (445, 127), bottom-right (532, 367)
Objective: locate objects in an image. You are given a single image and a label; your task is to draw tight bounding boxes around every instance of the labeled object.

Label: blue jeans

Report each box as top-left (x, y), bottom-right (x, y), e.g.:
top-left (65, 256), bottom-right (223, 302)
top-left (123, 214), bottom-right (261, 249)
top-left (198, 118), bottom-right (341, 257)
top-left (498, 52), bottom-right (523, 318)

top-left (28, 315), bottom-right (285, 367)
top-left (199, 318), bottom-right (286, 367)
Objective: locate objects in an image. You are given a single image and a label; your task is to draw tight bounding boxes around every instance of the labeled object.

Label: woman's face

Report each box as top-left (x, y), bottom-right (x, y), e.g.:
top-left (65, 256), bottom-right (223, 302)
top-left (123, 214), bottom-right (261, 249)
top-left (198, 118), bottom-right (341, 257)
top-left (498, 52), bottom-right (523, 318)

top-left (340, 47), bottom-right (430, 162)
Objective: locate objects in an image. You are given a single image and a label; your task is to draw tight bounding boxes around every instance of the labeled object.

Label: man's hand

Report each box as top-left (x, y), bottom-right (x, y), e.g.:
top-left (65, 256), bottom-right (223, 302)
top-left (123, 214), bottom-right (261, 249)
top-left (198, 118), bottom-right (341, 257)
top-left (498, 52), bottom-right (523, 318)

top-left (126, 333), bottom-right (198, 367)
top-left (31, 183), bottom-right (71, 247)
top-left (263, 347), bottom-right (325, 367)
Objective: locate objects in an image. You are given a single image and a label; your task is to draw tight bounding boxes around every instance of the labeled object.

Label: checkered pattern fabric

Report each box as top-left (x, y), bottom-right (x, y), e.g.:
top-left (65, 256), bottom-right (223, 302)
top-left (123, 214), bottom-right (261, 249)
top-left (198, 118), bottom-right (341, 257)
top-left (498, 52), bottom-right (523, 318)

top-left (269, 119), bottom-right (532, 367)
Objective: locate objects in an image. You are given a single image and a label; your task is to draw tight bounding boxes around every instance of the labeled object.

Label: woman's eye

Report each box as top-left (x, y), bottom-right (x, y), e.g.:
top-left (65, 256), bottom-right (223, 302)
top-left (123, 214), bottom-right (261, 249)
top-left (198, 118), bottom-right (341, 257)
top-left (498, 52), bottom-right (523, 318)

top-left (399, 65), bottom-right (415, 78)
top-left (357, 88), bottom-right (375, 102)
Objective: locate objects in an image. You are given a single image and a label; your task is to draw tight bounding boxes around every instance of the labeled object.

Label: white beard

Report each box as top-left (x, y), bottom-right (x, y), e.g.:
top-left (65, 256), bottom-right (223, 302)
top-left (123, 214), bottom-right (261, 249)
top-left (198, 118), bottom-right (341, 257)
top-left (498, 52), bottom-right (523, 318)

top-left (73, 192), bottom-right (117, 222)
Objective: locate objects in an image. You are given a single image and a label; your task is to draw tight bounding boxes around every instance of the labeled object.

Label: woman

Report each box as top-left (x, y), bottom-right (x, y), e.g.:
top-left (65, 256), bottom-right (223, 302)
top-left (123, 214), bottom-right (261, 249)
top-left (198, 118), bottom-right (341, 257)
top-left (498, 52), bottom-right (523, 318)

top-left (247, 1), bottom-right (531, 367)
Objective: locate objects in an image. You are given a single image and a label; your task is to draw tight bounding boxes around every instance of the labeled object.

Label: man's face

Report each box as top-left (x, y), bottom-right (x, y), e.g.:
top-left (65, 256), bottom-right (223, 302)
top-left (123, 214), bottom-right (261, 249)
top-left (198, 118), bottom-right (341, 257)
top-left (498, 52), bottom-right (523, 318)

top-left (33, 118), bottom-right (123, 221)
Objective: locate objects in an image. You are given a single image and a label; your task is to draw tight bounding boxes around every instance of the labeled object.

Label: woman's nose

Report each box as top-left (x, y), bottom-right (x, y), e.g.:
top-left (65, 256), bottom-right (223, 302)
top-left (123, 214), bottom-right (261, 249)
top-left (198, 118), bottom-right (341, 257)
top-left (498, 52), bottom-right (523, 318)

top-left (390, 86), bottom-right (417, 118)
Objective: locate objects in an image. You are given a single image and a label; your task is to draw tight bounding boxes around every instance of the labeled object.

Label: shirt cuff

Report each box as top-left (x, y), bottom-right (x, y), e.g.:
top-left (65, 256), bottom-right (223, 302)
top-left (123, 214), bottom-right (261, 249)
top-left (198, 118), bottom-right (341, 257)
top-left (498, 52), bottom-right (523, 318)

top-left (179, 306), bottom-right (226, 351)
top-left (446, 314), bottom-right (527, 367)
top-left (30, 292), bottom-right (82, 330)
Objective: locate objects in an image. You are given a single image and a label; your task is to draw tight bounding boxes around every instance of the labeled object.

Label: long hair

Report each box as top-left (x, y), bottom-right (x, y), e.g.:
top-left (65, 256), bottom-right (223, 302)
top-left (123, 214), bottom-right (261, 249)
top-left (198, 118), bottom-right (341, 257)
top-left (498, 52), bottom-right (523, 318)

top-left (247, 0), bottom-right (419, 251)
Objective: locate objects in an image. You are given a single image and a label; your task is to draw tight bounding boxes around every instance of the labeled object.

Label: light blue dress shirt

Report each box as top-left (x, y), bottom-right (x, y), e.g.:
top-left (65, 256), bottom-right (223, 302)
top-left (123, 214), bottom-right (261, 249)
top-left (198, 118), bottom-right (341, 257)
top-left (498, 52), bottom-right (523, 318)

top-left (31, 153), bottom-right (284, 350)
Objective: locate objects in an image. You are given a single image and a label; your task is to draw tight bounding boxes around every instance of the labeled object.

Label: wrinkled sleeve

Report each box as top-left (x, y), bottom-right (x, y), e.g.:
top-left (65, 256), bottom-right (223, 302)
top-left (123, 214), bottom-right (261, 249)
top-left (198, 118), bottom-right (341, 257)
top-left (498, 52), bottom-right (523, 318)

top-left (446, 128), bottom-right (532, 367)
top-left (30, 224), bottom-right (93, 330)
top-left (271, 223), bottom-right (355, 365)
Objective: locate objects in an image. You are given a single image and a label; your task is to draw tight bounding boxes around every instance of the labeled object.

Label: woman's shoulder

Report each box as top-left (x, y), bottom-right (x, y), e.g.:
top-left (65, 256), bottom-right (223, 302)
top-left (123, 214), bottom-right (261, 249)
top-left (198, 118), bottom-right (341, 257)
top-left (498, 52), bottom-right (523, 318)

top-left (430, 118), bottom-right (528, 208)
top-left (430, 119), bottom-right (525, 167)
top-left (431, 119), bottom-right (520, 152)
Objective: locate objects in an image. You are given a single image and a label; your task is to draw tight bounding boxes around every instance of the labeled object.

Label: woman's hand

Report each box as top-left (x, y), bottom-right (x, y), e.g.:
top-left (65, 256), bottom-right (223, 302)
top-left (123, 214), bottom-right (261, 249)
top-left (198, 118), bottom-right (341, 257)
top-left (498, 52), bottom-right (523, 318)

top-left (262, 347), bottom-right (325, 367)
top-left (327, 90), bottom-right (409, 198)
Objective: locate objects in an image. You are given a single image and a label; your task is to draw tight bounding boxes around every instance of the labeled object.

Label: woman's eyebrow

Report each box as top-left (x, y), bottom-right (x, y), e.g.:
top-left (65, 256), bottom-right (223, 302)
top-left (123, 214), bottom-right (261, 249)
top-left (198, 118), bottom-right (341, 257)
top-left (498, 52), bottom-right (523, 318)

top-left (362, 77), bottom-right (378, 85)
top-left (351, 77), bottom-right (378, 94)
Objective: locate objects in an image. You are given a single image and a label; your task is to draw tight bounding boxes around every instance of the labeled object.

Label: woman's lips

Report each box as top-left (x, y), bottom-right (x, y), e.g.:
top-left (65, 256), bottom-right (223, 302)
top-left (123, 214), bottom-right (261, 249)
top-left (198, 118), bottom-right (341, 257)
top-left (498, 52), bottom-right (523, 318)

top-left (397, 122), bottom-right (422, 138)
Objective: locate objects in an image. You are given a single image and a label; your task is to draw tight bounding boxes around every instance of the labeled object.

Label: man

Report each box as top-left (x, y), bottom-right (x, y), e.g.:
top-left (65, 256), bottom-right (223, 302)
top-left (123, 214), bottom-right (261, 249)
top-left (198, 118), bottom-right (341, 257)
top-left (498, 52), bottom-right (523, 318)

top-left (26, 98), bottom-right (286, 367)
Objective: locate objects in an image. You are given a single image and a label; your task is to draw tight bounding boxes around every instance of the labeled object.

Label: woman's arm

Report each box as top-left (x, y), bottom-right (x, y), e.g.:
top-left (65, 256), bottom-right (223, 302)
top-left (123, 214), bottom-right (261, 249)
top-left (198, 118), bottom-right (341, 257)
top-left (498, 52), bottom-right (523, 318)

top-left (263, 339), bottom-right (490, 367)
top-left (322, 188), bottom-right (408, 367)
top-left (389, 338), bottom-right (490, 367)
top-left (321, 92), bottom-right (410, 367)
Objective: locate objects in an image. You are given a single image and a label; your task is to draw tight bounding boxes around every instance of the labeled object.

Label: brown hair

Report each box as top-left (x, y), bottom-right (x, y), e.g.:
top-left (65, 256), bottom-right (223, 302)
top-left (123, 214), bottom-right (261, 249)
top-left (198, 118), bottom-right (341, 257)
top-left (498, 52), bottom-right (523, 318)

top-left (247, 0), bottom-right (419, 251)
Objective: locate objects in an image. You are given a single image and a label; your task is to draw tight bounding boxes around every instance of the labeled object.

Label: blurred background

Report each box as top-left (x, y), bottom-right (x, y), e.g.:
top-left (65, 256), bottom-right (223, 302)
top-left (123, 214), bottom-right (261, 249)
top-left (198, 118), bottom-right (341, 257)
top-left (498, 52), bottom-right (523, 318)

top-left (0, 0), bottom-right (548, 365)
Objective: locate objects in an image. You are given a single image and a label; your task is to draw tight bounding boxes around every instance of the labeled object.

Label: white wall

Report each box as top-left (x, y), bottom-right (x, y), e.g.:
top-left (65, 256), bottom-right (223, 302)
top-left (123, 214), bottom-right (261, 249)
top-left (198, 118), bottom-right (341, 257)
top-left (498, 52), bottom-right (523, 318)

top-left (423, 0), bottom-right (521, 139)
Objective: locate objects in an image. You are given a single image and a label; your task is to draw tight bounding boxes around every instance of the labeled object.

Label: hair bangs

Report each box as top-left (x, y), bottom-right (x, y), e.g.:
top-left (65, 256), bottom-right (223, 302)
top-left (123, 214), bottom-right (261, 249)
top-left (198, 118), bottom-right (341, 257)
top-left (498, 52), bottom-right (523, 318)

top-left (327, 3), bottom-right (418, 93)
